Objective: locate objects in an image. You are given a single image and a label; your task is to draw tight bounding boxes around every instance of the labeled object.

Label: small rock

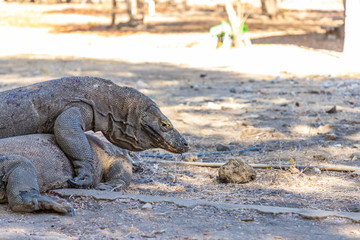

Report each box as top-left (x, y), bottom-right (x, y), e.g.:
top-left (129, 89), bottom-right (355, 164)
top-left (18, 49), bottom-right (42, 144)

top-left (207, 102), bottom-right (221, 110)
top-left (136, 80), bottom-right (149, 88)
top-left (32, 70), bottom-right (41, 75)
top-left (248, 114), bottom-right (260, 119)
top-left (200, 73), bottom-right (207, 78)
top-left (351, 171), bottom-right (360, 177)
top-left (240, 217), bottom-right (255, 222)
top-left (152, 230), bottom-right (166, 235)
top-left (325, 133), bottom-right (337, 141)
top-left (313, 167), bottom-right (321, 174)
top-left (350, 152), bottom-right (360, 159)
top-left (218, 159), bottom-right (256, 184)
top-left (304, 167), bottom-right (321, 175)
top-left (245, 86), bottom-right (253, 92)
top-left (190, 85), bottom-right (200, 91)
top-left (323, 81), bottom-right (333, 88)
top-left (216, 144), bottom-right (236, 152)
top-left (326, 106), bottom-right (337, 114)
top-left (229, 88), bottom-right (237, 93)
top-left (183, 153), bottom-right (198, 162)
top-left (347, 205), bottom-right (360, 212)
top-left (141, 203), bottom-right (153, 210)
top-left (309, 90), bottom-right (320, 94)
top-left (307, 113), bottom-right (318, 117)
top-left (289, 166), bottom-right (300, 174)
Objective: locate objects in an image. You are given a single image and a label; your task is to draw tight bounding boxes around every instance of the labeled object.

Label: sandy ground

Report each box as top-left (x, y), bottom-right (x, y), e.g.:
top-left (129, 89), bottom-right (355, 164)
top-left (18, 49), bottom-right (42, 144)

top-left (0, 1), bottom-right (360, 239)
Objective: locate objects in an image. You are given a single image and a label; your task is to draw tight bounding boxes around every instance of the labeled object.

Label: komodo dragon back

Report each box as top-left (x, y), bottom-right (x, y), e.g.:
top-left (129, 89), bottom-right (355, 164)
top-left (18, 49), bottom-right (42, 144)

top-left (0, 134), bottom-right (73, 192)
top-left (0, 134), bottom-right (132, 192)
top-left (0, 133), bottom-right (133, 214)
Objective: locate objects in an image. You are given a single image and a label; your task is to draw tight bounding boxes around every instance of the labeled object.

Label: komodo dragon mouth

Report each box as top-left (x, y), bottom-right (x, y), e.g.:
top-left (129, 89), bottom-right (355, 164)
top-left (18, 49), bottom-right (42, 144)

top-left (143, 123), bottom-right (189, 154)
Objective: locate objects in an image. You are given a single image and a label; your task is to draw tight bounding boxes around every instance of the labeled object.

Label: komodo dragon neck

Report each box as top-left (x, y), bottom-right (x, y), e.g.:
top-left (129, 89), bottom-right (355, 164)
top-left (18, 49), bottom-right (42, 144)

top-left (83, 82), bottom-right (158, 152)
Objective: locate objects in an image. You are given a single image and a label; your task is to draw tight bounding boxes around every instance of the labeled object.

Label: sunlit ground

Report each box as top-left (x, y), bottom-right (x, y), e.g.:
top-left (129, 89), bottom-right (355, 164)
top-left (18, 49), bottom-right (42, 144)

top-left (0, 1), bottom-right (359, 239)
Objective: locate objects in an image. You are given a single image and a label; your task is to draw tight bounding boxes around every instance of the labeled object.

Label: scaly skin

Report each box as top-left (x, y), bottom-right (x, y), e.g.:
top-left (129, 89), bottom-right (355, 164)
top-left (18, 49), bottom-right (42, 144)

top-left (0, 76), bottom-right (189, 187)
top-left (0, 133), bottom-right (133, 215)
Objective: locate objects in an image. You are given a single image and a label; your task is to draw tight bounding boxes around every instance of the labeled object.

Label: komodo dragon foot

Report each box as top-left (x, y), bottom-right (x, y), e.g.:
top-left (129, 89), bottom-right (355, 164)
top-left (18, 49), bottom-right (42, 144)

top-left (0, 154), bottom-right (74, 215)
top-left (12, 193), bottom-right (75, 216)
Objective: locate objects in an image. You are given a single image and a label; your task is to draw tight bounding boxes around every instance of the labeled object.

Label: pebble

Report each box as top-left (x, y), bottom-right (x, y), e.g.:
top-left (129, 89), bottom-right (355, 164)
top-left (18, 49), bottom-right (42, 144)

top-left (307, 113), bottom-right (317, 117)
top-left (136, 80), bottom-right (149, 88)
top-left (313, 167), bottom-right (321, 174)
top-left (183, 153), bottom-right (198, 162)
top-left (325, 134), bottom-right (337, 141)
top-left (190, 85), bottom-right (200, 91)
top-left (326, 106), bottom-right (337, 114)
top-left (347, 205), bottom-right (360, 212)
top-left (141, 203), bottom-right (153, 210)
top-left (207, 102), bottom-right (221, 110)
top-left (245, 87), bottom-right (253, 92)
top-left (248, 114), bottom-right (260, 119)
top-left (351, 171), bottom-right (360, 177)
top-left (323, 81), bottom-right (333, 88)
top-left (305, 167), bottom-right (321, 175)
top-left (230, 88), bottom-right (236, 93)
top-left (350, 152), bottom-right (360, 159)
top-left (216, 144), bottom-right (236, 152)
top-left (218, 159), bottom-right (256, 184)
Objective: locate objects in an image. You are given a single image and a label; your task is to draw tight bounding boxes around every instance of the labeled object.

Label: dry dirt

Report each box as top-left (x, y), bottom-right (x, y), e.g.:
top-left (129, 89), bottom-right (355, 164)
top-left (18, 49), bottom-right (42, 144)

top-left (0, 1), bottom-right (360, 239)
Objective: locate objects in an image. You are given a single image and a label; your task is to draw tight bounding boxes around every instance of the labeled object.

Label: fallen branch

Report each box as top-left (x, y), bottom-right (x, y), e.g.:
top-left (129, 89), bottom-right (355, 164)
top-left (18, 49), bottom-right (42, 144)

top-left (145, 160), bottom-right (360, 172)
top-left (139, 147), bottom-right (261, 159)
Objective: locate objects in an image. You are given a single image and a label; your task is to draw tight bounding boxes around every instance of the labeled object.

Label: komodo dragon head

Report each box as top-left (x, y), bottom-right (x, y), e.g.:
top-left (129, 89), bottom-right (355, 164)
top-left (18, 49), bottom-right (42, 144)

top-left (139, 105), bottom-right (189, 154)
top-left (101, 87), bottom-right (189, 154)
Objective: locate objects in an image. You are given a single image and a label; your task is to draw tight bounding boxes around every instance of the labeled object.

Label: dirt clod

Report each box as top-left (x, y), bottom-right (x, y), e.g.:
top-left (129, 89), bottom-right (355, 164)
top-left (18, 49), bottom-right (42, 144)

top-left (218, 159), bottom-right (256, 183)
top-left (182, 153), bottom-right (198, 162)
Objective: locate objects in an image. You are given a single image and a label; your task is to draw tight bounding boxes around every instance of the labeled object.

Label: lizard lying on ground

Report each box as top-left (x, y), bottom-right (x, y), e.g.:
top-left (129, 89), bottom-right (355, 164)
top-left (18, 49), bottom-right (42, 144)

top-left (0, 133), bottom-right (133, 215)
top-left (0, 76), bottom-right (189, 187)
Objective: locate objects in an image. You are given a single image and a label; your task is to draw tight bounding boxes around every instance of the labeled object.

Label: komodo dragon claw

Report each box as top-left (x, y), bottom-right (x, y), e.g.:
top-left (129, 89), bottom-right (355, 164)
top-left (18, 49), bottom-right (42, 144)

top-left (14, 193), bottom-right (75, 216)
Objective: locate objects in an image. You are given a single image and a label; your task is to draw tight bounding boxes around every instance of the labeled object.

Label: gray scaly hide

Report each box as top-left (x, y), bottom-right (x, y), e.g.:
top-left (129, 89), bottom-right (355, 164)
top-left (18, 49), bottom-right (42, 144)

top-left (0, 134), bottom-right (132, 215)
top-left (0, 76), bottom-right (188, 187)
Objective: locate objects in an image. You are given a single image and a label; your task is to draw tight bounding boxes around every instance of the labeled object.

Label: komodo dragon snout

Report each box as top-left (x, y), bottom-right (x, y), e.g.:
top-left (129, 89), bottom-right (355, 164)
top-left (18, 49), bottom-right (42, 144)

top-left (140, 105), bottom-right (189, 154)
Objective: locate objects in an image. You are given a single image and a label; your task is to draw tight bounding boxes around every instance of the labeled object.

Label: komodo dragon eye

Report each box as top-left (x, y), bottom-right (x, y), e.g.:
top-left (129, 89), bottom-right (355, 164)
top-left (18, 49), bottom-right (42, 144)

top-left (160, 120), bottom-right (171, 131)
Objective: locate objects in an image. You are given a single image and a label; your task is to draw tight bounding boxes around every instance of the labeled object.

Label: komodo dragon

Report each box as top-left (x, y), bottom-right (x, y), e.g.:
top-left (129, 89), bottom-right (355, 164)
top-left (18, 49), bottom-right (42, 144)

top-left (0, 76), bottom-right (189, 187)
top-left (0, 133), bottom-right (133, 215)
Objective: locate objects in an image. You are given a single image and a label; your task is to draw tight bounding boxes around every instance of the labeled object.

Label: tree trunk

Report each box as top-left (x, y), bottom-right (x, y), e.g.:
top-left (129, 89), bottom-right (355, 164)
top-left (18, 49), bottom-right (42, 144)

top-left (126, 0), bottom-right (137, 17)
top-left (224, 0), bottom-right (250, 48)
top-left (126, 0), bottom-right (144, 26)
top-left (260, 0), bottom-right (279, 19)
top-left (110, 0), bottom-right (117, 28)
top-left (343, 0), bottom-right (360, 60)
top-left (147, 0), bottom-right (155, 16)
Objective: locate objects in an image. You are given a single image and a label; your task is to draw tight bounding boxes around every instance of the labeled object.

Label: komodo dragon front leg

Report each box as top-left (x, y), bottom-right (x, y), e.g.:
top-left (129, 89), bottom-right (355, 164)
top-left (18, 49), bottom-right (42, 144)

top-left (0, 155), bottom-right (74, 215)
top-left (54, 106), bottom-right (94, 188)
